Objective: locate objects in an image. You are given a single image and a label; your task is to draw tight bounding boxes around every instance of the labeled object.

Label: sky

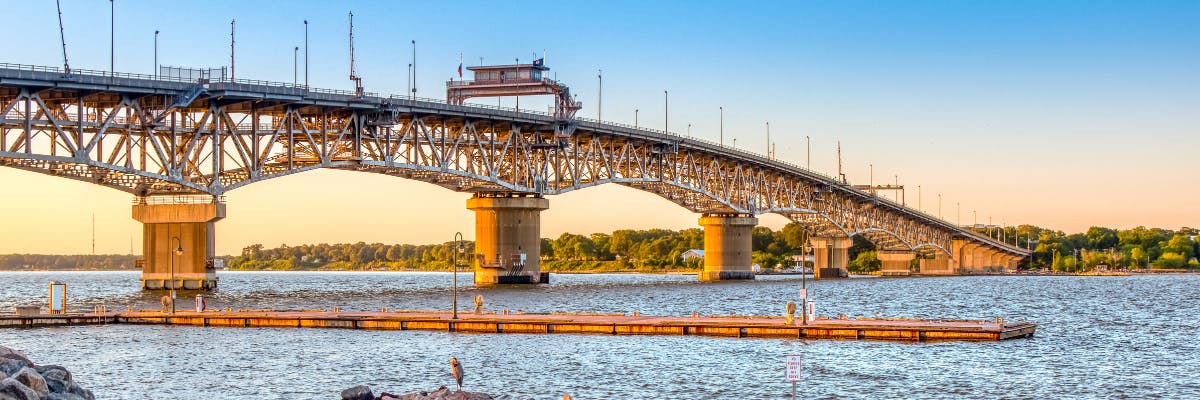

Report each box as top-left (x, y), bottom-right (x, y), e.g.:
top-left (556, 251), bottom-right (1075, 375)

top-left (1, 0), bottom-right (1197, 255)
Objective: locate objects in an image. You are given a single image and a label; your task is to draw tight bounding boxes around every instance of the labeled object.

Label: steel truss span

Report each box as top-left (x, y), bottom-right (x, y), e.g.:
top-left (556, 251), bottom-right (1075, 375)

top-left (0, 65), bottom-right (1027, 258)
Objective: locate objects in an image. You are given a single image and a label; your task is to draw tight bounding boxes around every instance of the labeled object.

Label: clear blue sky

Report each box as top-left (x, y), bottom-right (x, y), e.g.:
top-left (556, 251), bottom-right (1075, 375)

top-left (2, 1), bottom-right (1197, 254)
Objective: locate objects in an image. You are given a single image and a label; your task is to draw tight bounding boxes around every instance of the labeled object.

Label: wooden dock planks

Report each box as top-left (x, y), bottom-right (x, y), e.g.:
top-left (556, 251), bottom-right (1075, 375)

top-left (0, 311), bottom-right (1036, 342)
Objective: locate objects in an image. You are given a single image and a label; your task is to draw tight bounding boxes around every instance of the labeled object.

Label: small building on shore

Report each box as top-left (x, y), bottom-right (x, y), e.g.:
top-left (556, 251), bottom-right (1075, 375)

top-left (681, 249), bottom-right (704, 262)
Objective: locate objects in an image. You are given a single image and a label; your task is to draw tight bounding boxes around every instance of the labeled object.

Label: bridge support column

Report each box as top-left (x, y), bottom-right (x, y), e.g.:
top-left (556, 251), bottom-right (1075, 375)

top-left (698, 214), bottom-right (757, 281)
top-left (878, 251), bottom-right (915, 276)
top-left (811, 237), bottom-right (850, 279)
top-left (467, 193), bottom-right (550, 285)
top-left (919, 253), bottom-right (955, 275)
top-left (970, 247), bottom-right (990, 274)
top-left (133, 201), bottom-right (225, 291)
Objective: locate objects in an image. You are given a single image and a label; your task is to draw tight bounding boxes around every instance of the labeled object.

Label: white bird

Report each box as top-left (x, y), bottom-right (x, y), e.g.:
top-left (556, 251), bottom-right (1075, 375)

top-left (450, 357), bottom-right (464, 391)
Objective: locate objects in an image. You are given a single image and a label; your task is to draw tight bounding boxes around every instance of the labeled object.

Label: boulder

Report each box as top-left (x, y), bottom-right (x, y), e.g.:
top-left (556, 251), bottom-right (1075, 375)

top-left (340, 385), bottom-right (374, 400)
top-left (0, 361), bottom-right (26, 381)
top-left (11, 369), bottom-right (47, 399)
top-left (0, 348), bottom-right (32, 368)
top-left (33, 366), bottom-right (70, 394)
top-left (0, 377), bottom-right (39, 400)
top-left (64, 383), bottom-right (93, 400)
top-left (389, 387), bottom-right (494, 400)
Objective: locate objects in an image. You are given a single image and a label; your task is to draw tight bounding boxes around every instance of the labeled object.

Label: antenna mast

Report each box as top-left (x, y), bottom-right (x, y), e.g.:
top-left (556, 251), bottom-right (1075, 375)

top-left (348, 11), bottom-right (363, 96)
top-left (55, 0), bottom-right (71, 74)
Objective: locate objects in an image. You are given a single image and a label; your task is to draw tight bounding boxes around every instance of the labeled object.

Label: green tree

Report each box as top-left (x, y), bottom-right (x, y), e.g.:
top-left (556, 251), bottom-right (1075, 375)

top-left (849, 250), bottom-right (880, 273)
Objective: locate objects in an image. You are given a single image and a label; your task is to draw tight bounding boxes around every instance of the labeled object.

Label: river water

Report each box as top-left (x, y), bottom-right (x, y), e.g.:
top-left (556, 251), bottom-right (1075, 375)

top-left (1, 271), bottom-right (1197, 399)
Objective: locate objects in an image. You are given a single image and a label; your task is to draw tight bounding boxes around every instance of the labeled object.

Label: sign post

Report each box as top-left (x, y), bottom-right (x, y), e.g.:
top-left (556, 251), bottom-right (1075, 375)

top-left (786, 354), bottom-right (802, 399)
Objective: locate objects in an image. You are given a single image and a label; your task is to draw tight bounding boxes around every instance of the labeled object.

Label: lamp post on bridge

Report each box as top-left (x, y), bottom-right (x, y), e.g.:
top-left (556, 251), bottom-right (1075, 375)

top-left (452, 232), bottom-right (464, 320)
top-left (153, 30), bottom-right (158, 79)
top-left (719, 106), bottom-right (723, 145)
top-left (293, 46), bottom-right (299, 85)
top-left (169, 235), bottom-right (183, 315)
top-left (303, 20), bottom-right (308, 87)
top-left (663, 90), bottom-right (668, 133)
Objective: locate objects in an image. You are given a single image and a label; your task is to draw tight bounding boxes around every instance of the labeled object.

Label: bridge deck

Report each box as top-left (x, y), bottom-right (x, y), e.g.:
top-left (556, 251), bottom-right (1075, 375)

top-left (1, 310), bottom-right (1036, 342)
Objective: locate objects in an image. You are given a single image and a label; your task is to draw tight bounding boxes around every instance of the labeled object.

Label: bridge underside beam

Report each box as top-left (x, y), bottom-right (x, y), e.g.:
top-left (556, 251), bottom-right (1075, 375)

top-left (133, 202), bottom-right (225, 290)
top-left (467, 193), bottom-right (549, 285)
top-left (698, 214), bottom-right (757, 281)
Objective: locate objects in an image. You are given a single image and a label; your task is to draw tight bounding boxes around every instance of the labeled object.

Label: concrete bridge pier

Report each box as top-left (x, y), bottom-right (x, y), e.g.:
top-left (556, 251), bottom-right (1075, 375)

top-left (467, 193), bottom-right (550, 285)
top-left (697, 214), bottom-right (757, 281)
top-left (879, 250), bottom-right (915, 276)
top-left (919, 253), bottom-right (955, 275)
top-left (133, 200), bottom-right (225, 291)
top-left (811, 237), bottom-right (850, 278)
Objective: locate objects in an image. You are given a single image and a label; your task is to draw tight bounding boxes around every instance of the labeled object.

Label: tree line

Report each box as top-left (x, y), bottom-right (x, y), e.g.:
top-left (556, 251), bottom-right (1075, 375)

top-left (3, 224), bottom-right (1194, 273)
top-left (0, 254), bottom-right (138, 270)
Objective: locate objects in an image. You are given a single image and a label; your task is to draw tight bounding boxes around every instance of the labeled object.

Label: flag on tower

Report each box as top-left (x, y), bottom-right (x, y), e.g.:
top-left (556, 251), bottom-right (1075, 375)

top-left (532, 58), bottom-right (544, 67)
top-left (457, 53), bottom-right (463, 78)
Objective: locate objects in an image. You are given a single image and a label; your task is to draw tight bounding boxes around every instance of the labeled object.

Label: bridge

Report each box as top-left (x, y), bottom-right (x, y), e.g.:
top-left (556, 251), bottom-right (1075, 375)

top-left (0, 62), bottom-right (1029, 290)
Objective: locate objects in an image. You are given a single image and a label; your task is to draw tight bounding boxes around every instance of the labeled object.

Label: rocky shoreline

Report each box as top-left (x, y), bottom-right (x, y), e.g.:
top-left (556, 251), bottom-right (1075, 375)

top-left (0, 346), bottom-right (93, 400)
top-left (343, 385), bottom-right (494, 400)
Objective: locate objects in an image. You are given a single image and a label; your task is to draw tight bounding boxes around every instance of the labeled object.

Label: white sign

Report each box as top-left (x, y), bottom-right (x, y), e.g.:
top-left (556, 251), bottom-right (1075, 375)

top-left (786, 354), bottom-right (802, 381)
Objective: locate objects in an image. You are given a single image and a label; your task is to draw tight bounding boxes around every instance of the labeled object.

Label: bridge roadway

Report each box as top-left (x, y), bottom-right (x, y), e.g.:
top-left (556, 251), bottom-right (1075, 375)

top-left (0, 63), bottom-right (1029, 289)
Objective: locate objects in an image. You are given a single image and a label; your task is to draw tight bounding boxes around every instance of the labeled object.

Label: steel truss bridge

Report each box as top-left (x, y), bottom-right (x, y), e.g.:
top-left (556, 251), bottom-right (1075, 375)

top-left (0, 63), bottom-right (1028, 273)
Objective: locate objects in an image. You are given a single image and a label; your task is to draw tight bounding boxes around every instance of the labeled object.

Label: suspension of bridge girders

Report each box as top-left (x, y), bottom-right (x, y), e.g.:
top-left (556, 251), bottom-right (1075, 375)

top-left (132, 198), bottom-right (225, 291)
top-left (878, 250), bottom-right (915, 277)
top-left (697, 213), bottom-right (758, 281)
top-left (809, 237), bottom-right (851, 279)
top-left (466, 193), bottom-right (550, 285)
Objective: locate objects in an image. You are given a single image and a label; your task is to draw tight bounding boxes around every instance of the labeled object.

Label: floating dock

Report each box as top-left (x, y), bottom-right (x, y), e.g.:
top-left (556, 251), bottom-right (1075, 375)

top-left (0, 310), bottom-right (1036, 342)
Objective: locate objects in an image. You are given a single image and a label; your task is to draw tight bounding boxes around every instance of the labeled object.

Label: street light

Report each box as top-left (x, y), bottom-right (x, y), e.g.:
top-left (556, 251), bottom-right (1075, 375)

top-left (663, 90), bottom-right (669, 133)
top-left (634, 109), bottom-right (639, 129)
top-left (170, 235), bottom-right (183, 314)
top-left (109, 0), bottom-right (114, 78)
top-left (719, 106), bottom-right (724, 145)
top-left (153, 30), bottom-right (158, 79)
top-left (452, 232), bottom-right (464, 319)
top-left (801, 238), bottom-right (814, 325)
top-left (293, 46), bottom-right (299, 85)
top-left (597, 69), bottom-right (602, 121)
top-left (303, 20), bottom-right (309, 87)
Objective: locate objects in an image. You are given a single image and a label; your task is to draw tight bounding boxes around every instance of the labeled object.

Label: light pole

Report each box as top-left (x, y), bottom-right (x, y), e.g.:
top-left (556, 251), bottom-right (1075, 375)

top-left (719, 106), bottom-right (724, 145)
top-left (109, 0), bottom-right (114, 78)
top-left (293, 46), bottom-right (299, 85)
top-left (938, 193), bottom-right (943, 219)
top-left (153, 30), bottom-right (158, 78)
top-left (765, 122), bottom-right (770, 158)
top-left (452, 232), bottom-right (463, 319)
top-left (597, 69), bottom-right (602, 121)
top-left (802, 238), bottom-right (813, 325)
top-left (303, 20), bottom-right (308, 87)
top-left (411, 40), bottom-right (417, 99)
top-left (687, 123), bottom-right (692, 136)
top-left (918, 185), bottom-right (922, 212)
top-left (634, 109), bottom-right (638, 129)
top-left (663, 90), bottom-right (668, 133)
top-left (170, 235), bottom-right (182, 314)
top-left (806, 135), bottom-right (811, 169)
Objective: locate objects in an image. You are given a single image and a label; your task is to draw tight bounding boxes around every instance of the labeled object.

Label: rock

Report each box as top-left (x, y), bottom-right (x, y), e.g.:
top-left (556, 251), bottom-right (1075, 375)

top-left (0, 377), bottom-right (39, 400)
top-left (65, 382), bottom-right (93, 400)
top-left (12, 368), bottom-right (47, 399)
top-left (340, 385), bottom-right (374, 400)
top-left (0, 361), bottom-right (26, 380)
top-left (34, 366), bottom-right (71, 394)
top-left (0, 348), bottom-right (32, 368)
top-left (388, 387), bottom-right (494, 400)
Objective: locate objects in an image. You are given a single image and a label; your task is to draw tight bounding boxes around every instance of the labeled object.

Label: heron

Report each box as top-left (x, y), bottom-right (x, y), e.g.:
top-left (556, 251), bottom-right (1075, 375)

top-left (449, 357), bottom-right (464, 391)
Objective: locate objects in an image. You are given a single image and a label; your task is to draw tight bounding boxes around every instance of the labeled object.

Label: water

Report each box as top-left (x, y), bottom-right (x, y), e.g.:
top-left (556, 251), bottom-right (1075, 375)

top-left (1, 271), bottom-right (1197, 399)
